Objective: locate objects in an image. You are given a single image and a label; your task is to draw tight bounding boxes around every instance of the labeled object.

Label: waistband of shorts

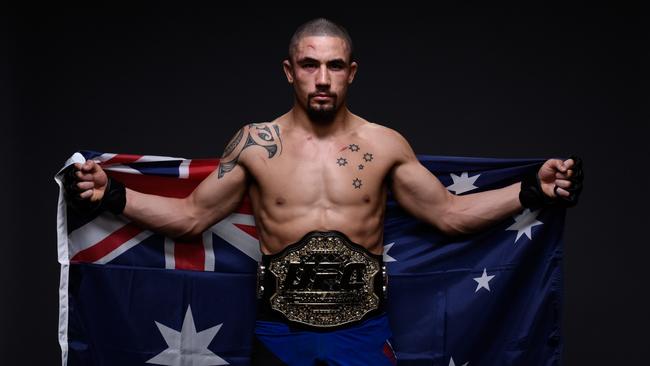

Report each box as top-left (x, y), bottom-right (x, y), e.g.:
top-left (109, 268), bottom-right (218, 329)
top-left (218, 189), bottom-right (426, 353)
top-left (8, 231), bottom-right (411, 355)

top-left (255, 310), bottom-right (389, 333)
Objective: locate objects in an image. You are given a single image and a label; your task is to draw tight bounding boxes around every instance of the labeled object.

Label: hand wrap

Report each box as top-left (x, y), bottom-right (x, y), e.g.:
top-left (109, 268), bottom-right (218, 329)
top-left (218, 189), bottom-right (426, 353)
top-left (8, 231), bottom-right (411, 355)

top-left (519, 155), bottom-right (583, 209)
top-left (62, 165), bottom-right (126, 215)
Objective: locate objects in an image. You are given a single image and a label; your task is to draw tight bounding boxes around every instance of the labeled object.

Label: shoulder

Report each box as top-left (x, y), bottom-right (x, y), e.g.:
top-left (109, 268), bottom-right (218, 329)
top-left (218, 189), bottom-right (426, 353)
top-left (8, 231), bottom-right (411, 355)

top-left (358, 121), bottom-right (415, 162)
top-left (220, 121), bottom-right (283, 162)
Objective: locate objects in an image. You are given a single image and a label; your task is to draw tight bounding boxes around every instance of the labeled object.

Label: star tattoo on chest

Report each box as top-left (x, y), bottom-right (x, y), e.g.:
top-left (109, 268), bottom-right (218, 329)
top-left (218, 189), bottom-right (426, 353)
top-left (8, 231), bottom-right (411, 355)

top-left (352, 178), bottom-right (362, 189)
top-left (333, 143), bottom-right (375, 190)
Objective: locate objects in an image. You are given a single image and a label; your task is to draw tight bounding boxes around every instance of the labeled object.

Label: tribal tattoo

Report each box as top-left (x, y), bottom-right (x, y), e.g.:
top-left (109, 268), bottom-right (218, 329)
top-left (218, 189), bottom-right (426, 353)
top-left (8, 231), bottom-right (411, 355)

top-left (218, 122), bottom-right (282, 178)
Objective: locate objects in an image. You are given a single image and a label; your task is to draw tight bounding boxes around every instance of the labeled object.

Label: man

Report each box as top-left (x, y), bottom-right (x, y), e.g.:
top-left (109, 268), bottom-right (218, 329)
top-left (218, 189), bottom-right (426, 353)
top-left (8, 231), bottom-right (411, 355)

top-left (64, 18), bottom-right (583, 366)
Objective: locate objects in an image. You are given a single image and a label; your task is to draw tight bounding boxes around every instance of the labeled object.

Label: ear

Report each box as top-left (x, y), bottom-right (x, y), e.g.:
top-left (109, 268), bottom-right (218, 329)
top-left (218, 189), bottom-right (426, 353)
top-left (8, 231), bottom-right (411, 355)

top-left (282, 59), bottom-right (294, 84)
top-left (348, 61), bottom-right (358, 84)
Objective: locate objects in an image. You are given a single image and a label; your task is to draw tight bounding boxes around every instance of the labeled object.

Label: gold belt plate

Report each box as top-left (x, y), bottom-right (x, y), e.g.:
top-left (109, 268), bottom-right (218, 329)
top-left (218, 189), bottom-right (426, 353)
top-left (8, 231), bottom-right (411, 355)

top-left (268, 234), bottom-right (381, 328)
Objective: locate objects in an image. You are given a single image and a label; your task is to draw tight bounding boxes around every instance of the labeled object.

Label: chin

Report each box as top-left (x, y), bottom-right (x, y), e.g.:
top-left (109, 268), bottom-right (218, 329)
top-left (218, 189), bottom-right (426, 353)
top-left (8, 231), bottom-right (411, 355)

top-left (307, 107), bottom-right (337, 124)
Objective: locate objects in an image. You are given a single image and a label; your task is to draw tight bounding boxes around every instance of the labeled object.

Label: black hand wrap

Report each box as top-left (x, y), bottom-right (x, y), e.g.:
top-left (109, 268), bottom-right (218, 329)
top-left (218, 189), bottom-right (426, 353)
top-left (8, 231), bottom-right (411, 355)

top-left (519, 155), bottom-right (584, 209)
top-left (62, 165), bottom-right (126, 216)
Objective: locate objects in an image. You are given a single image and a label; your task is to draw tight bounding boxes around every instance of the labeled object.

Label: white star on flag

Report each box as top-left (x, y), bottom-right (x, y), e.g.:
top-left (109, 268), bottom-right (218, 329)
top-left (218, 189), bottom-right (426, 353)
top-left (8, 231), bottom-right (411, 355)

top-left (383, 242), bottom-right (397, 262)
top-left (473, 268), bottom-right (495, 292)
top-left (506, 208), bottom-right (543, 243)
top-left (449, 356), bottom-right (469, 366)
top-left (446, 172), bottom-right (480, 194)
top-left (147, 305), bottom-right (229, 366)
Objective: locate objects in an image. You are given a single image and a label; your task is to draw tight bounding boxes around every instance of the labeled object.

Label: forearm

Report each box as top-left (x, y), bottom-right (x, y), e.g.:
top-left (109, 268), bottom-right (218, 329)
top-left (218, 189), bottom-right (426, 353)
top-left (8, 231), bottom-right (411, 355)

top-left (122, 188), bottom-right (199, 240)
top-left (444, 181), bottom-right (523, 236)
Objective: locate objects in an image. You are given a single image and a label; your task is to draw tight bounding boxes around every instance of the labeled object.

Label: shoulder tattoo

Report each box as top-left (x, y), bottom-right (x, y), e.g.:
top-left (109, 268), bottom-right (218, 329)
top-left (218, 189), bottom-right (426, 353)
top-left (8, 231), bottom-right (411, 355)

top-left (218, 122), bottom-right (283, 178)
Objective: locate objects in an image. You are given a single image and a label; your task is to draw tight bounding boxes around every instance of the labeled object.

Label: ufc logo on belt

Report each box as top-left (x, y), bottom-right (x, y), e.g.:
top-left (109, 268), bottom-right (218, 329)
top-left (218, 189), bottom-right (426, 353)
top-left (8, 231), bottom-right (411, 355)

top-left (285, 262), bottom-right (366, 291)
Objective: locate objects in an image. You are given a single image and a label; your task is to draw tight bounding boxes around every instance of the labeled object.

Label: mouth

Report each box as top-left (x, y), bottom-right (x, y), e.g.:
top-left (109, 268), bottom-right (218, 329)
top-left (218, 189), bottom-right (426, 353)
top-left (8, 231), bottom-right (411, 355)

top-left (311, 94), bottom-right (334, 101)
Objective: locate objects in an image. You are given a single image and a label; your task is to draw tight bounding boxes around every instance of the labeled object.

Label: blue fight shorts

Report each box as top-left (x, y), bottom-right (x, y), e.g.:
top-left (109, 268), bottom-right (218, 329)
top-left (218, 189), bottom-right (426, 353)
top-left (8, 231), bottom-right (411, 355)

top-left (251, 313), bottom-right (397, 366)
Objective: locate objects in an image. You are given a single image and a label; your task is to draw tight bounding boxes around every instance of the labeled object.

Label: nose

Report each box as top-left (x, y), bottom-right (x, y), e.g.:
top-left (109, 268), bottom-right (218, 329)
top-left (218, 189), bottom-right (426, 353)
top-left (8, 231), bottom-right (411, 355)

top-left (316, 65), bottom-right (330, 87)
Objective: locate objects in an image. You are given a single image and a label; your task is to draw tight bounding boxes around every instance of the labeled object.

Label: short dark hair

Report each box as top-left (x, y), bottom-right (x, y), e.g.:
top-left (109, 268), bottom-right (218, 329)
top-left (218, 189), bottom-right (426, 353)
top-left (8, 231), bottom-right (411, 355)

top-left (288, 18), bottom-right (354, 62)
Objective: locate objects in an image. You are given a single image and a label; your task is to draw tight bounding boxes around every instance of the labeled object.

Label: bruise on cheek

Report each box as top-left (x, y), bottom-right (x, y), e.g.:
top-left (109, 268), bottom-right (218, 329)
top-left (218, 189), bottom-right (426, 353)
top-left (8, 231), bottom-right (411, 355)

top-left (339, 145), bottom-right (347, 152)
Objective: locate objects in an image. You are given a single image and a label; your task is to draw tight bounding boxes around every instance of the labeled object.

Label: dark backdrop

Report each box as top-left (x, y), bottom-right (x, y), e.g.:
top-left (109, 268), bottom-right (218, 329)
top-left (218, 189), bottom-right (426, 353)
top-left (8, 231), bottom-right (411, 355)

top-left (2, 6), bottom-right (647, 365)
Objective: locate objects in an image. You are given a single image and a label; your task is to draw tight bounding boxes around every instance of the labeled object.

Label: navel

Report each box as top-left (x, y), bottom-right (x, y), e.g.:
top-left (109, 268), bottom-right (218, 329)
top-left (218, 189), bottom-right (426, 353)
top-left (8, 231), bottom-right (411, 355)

top-left (275, 197), bottom-right (286, 205)
top-left (362, 194), bottom-right (371, 203)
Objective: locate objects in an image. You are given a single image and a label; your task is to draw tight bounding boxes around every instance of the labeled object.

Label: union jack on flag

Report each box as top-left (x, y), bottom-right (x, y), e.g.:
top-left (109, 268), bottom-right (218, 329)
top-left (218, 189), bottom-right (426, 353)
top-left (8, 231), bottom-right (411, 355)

top-left (55, 150), bottom-right (567, 366)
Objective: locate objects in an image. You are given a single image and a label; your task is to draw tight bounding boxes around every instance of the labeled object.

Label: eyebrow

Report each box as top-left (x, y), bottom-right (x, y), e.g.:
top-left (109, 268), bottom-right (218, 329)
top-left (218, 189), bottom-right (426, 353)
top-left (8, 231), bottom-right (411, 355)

top-left (297, 57), bottom-right (348, 66)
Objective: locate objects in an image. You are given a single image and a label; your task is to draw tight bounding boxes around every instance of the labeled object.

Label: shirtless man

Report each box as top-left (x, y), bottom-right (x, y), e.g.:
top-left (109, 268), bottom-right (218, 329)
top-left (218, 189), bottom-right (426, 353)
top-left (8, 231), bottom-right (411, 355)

top-left (64, 18), bottom-right (583, 366)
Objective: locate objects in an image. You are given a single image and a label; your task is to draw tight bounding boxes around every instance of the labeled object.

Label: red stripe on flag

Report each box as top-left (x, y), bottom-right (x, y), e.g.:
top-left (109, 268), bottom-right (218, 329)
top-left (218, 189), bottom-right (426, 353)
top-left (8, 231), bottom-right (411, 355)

top-left (236, 196), bottom-right (254, 215)
top-left (101, 154), bottom-right (143, 166)
top-left (234, 223), bottom-right (258, 239)
top-left (108, 171), bottom-right (202, 198)
top-left (71, 222), bottom-right (144, 263)
top-left (189, 159), bottom-right (220, 180)
top-left (383, 342), bottom-right (397, 365)
top-left (174, 239), bottom-right (205, 271)
top-left (107, 159), bottom-right (253, 215)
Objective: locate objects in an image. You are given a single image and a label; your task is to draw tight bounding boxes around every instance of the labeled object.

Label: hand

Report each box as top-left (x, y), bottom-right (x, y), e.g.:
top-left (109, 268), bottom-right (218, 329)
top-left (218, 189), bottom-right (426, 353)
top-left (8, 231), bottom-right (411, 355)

top-left (67, 160), bottom-right (108, 203)
top-left (537, 157), bottom-right (578, 199)
top-left (520, 155), bottom-right (584, 209)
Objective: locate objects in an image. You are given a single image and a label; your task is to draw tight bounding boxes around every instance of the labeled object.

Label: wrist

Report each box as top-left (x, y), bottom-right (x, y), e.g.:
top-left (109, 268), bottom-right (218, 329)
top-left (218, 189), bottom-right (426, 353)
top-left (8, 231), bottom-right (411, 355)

top-left (99, 177), bottom-right (126, 215)
top-left (518, 169), bottom-right (553, 209)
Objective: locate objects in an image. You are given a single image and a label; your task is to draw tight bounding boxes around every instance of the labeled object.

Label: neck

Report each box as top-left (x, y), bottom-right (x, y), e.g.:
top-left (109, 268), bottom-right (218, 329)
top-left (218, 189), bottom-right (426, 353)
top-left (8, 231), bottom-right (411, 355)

top-left (288, 104), bottom-right (354, 138)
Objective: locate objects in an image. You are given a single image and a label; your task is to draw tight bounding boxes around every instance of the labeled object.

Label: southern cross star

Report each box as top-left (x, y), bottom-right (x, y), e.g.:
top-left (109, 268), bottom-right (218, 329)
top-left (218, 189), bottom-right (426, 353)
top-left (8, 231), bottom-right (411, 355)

top-left (446, 172), bottom-right (480, 194)
top-left (383, 242), bottom-right (397, 262)
top-left (506, 208), bottom-right (544, 243)
top-left (449, 357), bottom-right (469, 366)
top-left (473, 268), bottom-right (495, 292)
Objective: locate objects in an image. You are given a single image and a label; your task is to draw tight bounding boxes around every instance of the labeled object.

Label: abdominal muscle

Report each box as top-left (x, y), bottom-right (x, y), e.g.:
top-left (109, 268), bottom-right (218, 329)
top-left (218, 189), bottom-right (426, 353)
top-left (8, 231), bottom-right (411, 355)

top-left (248, 184), bottom-right (388, 256)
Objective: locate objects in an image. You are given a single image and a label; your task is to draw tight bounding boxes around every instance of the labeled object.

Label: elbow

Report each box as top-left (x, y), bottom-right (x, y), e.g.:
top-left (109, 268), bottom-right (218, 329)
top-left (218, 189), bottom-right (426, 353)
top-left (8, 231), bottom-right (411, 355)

top-left (436, 194), bottom-right (469, 237)
top-left (174, 198), bottom-right (206, 241)
top-left (439, 219), bottom-right (467, 237)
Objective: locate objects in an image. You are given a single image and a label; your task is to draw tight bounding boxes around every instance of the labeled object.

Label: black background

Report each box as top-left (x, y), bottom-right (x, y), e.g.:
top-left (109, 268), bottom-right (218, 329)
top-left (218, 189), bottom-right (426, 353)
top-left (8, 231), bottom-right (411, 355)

top-left (2, 6), bottom-right (648, 365)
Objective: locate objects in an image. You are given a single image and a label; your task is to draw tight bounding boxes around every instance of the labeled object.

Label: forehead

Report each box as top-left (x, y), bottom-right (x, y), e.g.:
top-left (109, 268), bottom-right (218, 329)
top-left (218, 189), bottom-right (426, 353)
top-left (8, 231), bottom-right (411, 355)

top-left (293, 36), bottom-right (350, 62)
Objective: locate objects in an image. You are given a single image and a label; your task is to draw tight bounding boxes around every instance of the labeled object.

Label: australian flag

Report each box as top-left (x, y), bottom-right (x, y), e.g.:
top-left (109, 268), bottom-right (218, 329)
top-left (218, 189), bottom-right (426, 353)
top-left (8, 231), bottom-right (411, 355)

top-left (54, 151), bottom-right (564, 366)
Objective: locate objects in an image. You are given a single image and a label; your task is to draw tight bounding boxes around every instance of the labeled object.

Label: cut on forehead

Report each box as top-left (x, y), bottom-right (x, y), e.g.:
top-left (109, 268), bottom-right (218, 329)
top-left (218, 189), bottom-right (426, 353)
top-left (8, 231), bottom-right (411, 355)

top-left (288, 18), bottom-right (354, 62)
top-left (293, 36), bottom-right (350, 62)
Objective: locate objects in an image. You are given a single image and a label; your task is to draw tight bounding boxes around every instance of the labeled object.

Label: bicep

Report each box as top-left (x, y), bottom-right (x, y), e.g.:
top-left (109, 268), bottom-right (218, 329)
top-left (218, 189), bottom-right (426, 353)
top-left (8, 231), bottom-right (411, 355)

top-left (387, 129), bottom-right (452, 231)
top-left (189, 162), bottom-right (248, 225)
top-left (187, 125), bottom-right (251, 229)
top-left (390, 159), bottom-right (452, 230)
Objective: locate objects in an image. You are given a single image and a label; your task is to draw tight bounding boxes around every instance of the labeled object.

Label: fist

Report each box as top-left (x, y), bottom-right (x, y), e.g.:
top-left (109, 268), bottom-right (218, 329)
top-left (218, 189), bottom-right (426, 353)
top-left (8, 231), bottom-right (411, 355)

top-left (537, 157), bottom-right (579, 199)
top-left (68, 160), bottom-right (108, 202)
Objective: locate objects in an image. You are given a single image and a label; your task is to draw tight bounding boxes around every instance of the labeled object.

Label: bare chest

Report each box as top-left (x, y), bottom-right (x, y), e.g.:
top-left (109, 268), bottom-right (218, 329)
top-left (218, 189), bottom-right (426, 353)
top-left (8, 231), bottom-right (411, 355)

top-left (243, 136), bottom-right (391, 206)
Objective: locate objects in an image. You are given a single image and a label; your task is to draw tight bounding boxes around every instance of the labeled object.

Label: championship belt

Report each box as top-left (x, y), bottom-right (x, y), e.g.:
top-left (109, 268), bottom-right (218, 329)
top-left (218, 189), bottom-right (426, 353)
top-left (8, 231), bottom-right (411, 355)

top-left (257, 231), bottom-right (387, 329)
